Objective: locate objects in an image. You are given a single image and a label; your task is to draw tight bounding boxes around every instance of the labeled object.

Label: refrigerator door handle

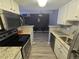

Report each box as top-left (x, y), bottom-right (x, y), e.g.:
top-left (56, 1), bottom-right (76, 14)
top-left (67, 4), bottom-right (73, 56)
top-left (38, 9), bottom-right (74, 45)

top-left (71, 50), bottom-right (79, 57)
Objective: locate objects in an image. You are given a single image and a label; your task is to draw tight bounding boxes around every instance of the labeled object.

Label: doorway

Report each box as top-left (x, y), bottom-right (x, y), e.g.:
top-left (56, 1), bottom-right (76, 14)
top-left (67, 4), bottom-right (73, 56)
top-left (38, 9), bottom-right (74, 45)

top-left (33, 14), bottom-right (49, 31)
top-left (22, 14), bottom-right (49, 32)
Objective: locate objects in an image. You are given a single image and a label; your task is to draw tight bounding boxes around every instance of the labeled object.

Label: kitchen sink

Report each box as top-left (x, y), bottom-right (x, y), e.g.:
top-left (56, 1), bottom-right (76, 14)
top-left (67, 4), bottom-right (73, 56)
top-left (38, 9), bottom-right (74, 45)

top-left (60, 36), bottom-right (72, 46)
top-left (60, 37), bottom-right (67, 42)
top-left (55, 31), bottom-right (72, 46)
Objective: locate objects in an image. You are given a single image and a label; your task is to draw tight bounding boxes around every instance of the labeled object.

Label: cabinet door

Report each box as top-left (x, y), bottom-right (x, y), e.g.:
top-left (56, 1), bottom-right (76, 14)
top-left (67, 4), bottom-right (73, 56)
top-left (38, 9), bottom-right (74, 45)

top-left (54, 38), bottom-right (60, 59)
top-left (58, 8), bottom-right (65, 24)
top-left (57, 39), bottom-right (68, 54)
top-left (1, 0), bottom-right (11, 10)
top-left (63, 5), bottom-right (68, 23)
top-left (54, 39), bottom-right (68, 59)
top-left (66, 0), bottom-right (78, 21)
top-left (74, 0), bottom-right (79, 19)
top-left (54, 39), bottom-right (62, 59)
top-left (57, 40), bottom-right (68, 59)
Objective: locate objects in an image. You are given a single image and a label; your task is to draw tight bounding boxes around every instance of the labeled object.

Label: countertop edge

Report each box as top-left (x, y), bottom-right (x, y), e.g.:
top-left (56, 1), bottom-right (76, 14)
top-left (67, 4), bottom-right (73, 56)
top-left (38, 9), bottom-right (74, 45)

top-left (50, 30), bottom-right (70, 50)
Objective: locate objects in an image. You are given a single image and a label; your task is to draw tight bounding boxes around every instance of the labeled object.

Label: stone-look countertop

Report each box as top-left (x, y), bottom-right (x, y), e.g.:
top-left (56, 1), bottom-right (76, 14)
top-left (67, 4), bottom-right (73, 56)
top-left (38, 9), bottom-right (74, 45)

top-left (0, 47), bottom-right (21, 59)
top-left (17, 25), bottom-right (34, 35)
top-left (49, 27), bottom-right (70, 50)
top-left (49, 26), bottom-right (73, 39)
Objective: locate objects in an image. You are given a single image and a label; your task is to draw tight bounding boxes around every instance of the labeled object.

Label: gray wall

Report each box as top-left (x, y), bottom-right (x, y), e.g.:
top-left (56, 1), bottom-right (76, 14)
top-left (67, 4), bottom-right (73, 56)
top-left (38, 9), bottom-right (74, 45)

top-left (19, 5), bottom-right (58, 25)
top-left (49, 10), bottom-right (58, 25)
top-left (19, 5), bottom-right (51, 14)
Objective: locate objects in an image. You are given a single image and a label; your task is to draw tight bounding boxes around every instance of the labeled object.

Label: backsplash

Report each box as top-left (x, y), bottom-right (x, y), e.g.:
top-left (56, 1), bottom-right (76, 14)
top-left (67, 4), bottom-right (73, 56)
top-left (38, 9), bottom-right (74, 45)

top-left (53, 24), bottom-right (79, 36)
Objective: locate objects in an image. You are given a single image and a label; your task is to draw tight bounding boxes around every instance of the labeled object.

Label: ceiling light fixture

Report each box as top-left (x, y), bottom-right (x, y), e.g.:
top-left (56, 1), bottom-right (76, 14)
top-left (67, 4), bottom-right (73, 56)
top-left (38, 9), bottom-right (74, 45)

top-left (37, 0), bottom-right (48, 7)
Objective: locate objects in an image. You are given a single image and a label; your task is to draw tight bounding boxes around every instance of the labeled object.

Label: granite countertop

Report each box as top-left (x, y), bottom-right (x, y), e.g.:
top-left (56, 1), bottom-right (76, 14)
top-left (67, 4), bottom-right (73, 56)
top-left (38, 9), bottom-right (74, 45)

top-left (53, 30), bottom-right (73, 39)
top-left (0, 32), bottom-right (30, 59)
top-left (17, 25), bottom-right (34, 35)
top-left (49, 26), bottom-right (73, 39)
top-left (51, 30), bottom-right (70, 50)
top-left (0, 47), bottom-right (21, 59)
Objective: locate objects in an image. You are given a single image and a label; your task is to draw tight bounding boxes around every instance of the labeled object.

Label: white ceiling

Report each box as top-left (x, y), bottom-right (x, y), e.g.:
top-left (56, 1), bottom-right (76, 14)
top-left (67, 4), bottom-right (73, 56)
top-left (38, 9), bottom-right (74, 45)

top-left (15, 0), bottom-right (72, 10)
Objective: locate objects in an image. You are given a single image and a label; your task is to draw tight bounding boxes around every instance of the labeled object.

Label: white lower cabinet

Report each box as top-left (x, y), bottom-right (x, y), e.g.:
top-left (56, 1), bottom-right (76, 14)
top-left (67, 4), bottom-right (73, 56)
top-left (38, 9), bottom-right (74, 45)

top-left (54, 39), bottom-right (68, 59)
top-left (54, 40), bottom-right (61, 59)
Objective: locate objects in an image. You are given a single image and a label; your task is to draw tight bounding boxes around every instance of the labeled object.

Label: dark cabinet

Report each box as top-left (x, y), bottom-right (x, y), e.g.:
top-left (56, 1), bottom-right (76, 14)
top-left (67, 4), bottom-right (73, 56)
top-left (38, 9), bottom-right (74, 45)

top-left (50, 33), bottom-right (56, 51)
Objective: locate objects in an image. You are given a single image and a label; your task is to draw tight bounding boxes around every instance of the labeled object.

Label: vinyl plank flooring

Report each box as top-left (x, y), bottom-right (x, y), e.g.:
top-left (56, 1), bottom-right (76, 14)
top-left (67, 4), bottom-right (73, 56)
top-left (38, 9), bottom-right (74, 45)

top-left (29, 32), bottom-right (56, 59)
top-left (34, 32), bottom-right (49, 42)
top-left (29, 42), bottom-right (56, 59)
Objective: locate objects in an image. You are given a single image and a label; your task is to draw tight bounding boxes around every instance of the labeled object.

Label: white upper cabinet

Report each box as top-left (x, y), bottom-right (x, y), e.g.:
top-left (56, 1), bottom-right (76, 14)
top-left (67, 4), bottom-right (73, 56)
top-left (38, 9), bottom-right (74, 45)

top-left (75, 0), bottom-right (79, 19)
top-left (0, 0), bottom-right (20, 14)
top-left (68, 0), bottom-right (77, 20)
top-left (57, 0), bottom-right (79, 24)
top-left (57, 7), bottom-right (66, 24)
